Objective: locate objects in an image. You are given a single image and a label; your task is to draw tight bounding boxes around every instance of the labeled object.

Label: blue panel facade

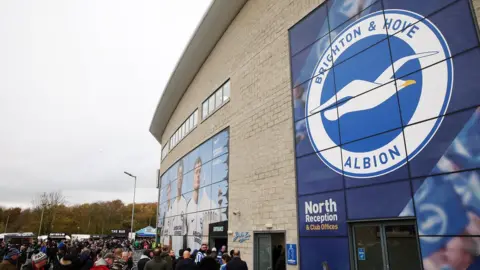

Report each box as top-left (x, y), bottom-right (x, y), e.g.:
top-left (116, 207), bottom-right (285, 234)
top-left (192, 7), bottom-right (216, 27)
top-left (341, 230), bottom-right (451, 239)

top-left (289, 0), bottom-right (480, 269)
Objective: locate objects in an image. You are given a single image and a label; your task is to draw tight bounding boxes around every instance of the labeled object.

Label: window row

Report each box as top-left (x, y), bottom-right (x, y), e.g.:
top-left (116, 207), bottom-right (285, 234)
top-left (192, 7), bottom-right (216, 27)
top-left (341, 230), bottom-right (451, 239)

top-left (162, 81), bottom-right (231, 161)
top-left (162, 110), bottom-right (199, 160)
top-left (202, 80), bottom-right (230, 120)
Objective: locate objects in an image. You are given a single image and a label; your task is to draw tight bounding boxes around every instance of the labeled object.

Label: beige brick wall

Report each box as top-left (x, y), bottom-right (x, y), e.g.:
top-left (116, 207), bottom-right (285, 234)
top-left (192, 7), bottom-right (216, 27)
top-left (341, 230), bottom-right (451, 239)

top-left (157, 0), bottom-right (480, 268)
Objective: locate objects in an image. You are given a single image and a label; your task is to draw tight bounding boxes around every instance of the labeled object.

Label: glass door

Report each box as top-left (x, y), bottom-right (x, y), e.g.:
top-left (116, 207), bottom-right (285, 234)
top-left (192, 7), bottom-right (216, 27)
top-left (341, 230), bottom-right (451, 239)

top-left (255, 234), bottom-right (273, 270)
top-left (351, 220), bottom-right (422, 270)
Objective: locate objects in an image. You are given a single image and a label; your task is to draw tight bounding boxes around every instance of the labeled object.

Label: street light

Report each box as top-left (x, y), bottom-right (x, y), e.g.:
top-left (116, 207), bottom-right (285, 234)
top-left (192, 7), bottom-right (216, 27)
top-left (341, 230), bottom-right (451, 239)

top-left (124, 171), bottom-right (137, 237)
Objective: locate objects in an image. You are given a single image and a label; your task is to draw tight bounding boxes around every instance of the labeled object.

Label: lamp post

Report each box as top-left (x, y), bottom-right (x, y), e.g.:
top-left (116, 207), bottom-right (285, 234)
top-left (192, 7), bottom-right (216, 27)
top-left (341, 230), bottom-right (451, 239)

top-left (124, 171), bottom-right (137, 237)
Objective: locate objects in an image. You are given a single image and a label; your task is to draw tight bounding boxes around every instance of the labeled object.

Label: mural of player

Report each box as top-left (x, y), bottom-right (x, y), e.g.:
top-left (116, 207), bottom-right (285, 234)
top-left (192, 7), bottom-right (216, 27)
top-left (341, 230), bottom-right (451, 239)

top-left (170, 160), bottom-right (187, 252)
top-left (161, 181), bottom-right (173, 247)
top-left (187, 157), bottom-right (213, 250)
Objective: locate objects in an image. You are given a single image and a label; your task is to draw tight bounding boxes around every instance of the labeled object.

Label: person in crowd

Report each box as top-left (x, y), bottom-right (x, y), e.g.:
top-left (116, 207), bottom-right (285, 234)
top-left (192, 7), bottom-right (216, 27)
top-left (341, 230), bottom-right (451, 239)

top-left (109, 249), bottom-right (125, 270)
top-left (175, 251), bottom-right (197, 270)
top-left (79, 249), bottom-right (93, 270)
top-left (169, 250), bottom-right (177, 270)
top-left (102, 253), bottom-right (115, 269)
top-left (210, 248), bottom-right (217, 261)
top-left (39, 244), bottom-right (46, 255)
top-left (21, 252), bottom-right (48, 270)
top-left (137, 250), bottom-right (150, 270)
top-left (189, 249), bottom-right (197, 263)
top-left (274, 248), bottom-right (285, 270)
top-left (144, 249), bottom-right (167, 270)
top-left (216, 246), bottom-right (225, 265)
top-left (160, 247), bottom-right (172, 270)
top-left (0, 242), bottom-right (7, 260)
top-left (198, 253), bottom-right (218, 270)
top-left (121, 252), bottom-right (132, 270)
top-left (194, 244), bottom-right (207, 265)
top-left (53, 254), bottom-right (76, 270)
top-left (219, 254), bottom-right (230, 270)
top-left (0, 248), bottom-right (20, 270)
top-left (226, 250), bottom-right (247, 270)
top-left (176, 249), bottom-right (184, 265)
top-left (17, 246), bottom-right (27, 270)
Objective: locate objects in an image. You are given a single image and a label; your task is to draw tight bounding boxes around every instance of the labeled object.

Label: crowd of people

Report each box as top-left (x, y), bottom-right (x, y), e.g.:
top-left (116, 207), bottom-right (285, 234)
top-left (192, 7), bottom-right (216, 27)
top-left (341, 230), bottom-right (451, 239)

top-left (0, 240), bottom-right (248, 270)
top-left (139, 244), bottom-right (247, 270)
top-left (0, 238), bottom-right (136, 270)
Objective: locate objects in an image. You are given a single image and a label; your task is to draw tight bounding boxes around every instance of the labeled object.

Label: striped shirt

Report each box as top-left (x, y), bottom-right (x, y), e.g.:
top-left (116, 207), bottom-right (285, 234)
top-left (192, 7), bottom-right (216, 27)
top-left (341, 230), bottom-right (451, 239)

top-left (195, 251), bottom-right (205, 264)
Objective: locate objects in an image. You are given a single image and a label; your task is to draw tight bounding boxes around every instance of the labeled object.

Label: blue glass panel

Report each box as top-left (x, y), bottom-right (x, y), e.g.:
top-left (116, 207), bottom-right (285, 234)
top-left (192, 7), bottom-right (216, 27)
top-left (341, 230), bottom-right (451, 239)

top-left (299, 237), bottom-right (350, 270)
top-left (289, 3), bottom-right (329, 55)
top-left (405, 108), bottom-right (478, 178)
top-left (296, 112), bottom-right (340, 157)
top-left (211, 154), bottom-right (228, 185)
top-left (329, 1), bottom-right (382, 37)
top-left (333, 39), bottom-right (392, 97)
top-left (212, 130), bottom-right (229, 158)
top-left (292, 79), bottom-right (309, 121)
top-left (346, 180), bottom-right (412, 219)
top-left (398, 48), bottom-right (480, 127)
top-left (297, 149), bottom-right (344, 195)
top-left (335, 82), bottom-right (403, 144)
top-left (210, 180), bottom-right (228, 209)
top-left (298, 190), bottom-right (347, 236)
top-left (383, 0), bottom-right (458, 26)
top-left (388, 0), bottom-right (479, 78)
top-left (341, 128), bottom-right (408, 180)
top-left (291, 34), bottom-right (331, 87)
top-left (182, 171), bottom-right (194, 194)
top-left (330, 8), bottom-right (388, 65)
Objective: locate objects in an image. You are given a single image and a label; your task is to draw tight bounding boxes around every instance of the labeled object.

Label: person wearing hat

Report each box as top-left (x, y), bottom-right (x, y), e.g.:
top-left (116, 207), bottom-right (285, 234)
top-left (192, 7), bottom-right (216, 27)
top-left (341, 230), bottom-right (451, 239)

top-left (21, 252), bottom-right (48, 270)
top-left (0, 248), bottom-right (21, 270)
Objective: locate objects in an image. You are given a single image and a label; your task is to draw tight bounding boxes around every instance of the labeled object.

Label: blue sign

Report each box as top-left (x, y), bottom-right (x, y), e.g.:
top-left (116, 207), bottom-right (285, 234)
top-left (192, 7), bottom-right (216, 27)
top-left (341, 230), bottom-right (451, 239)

top-left (232, 232), bottom-right (250, 243)
top-left (286, 244), bottom-right (297, 265)
top-left (358, 248), bottom-right (366, 261)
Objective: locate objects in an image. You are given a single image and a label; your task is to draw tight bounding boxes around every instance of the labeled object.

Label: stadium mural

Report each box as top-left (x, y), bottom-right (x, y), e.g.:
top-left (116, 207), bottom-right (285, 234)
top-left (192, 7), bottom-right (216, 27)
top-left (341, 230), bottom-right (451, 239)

top-left (289, 0), bottom-right (480, 269)
top-left (157, 129), bottom-right (229, 254)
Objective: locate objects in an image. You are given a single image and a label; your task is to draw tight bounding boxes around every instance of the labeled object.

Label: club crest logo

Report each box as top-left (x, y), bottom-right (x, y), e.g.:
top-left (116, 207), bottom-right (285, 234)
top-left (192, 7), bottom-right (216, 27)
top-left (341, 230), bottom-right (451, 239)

top-left (306, 10), bottom-right (453, 178)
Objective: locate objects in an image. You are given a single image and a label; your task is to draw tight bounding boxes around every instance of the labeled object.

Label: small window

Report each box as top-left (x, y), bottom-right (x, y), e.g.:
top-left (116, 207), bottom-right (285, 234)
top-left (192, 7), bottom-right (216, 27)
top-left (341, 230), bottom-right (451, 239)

top-left (215, 89), bottom-right (223, 109)
top-left (183, 122), bottom-right (187, 136)
top-left (202, 101), bottom-right (209, 119)
top-left (188, 116), bottom-right (193, 131)
top-left (193, 110), bottom-right (198, 126)
top-left (208, 95), bottom-right (215, 114)
top-left (223, 81), bottom-right (230, 101)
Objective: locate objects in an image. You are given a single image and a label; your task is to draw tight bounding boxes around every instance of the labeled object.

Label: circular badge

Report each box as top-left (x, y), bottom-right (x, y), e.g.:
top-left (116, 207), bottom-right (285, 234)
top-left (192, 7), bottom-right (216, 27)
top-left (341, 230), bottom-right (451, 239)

top-left (306, 10), bottom-right (453, 178)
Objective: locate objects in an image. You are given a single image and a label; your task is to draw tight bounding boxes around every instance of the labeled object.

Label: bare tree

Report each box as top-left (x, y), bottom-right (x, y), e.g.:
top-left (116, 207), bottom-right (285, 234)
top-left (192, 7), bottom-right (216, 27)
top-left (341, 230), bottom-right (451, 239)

top-left (32, 191), bottom-right (66, 235)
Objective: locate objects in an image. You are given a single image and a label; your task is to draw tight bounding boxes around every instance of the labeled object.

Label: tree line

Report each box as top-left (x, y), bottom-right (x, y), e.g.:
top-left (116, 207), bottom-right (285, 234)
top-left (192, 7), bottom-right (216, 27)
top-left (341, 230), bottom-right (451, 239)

top-left (0, 192), bottom-right (157, 235)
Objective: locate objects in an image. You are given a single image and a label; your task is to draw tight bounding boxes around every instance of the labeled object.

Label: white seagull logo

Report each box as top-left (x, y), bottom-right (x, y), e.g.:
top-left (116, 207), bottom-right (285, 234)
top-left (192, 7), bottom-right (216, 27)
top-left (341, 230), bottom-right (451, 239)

top-left (310, 51), bottom-right (438, 121)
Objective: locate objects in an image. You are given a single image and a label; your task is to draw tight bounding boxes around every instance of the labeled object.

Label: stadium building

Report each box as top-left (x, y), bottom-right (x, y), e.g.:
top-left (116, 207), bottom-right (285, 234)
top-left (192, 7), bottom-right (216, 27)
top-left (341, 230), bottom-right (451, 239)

top-left (150, 0), bottom-right (480, 269)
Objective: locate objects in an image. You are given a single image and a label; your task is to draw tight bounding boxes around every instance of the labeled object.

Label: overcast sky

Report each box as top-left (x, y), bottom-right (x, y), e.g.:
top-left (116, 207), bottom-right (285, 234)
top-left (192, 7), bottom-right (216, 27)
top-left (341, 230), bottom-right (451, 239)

top-left (0, 0), bottom-right (211, 208)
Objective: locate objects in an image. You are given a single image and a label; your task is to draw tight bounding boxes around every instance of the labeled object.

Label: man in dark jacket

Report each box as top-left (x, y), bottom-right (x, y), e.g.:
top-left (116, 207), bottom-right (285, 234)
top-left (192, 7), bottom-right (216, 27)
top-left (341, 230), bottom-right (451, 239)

top-left (160, 247), bottom-right (172, 270)
top-left (226, 250), bottom-right (247, 270)
top-left (175, 251), bottom-right (197, 270)
top-left (144, 249), bottom-right (167, 270)
top-left (136, 250), bottom-right (150, 270)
